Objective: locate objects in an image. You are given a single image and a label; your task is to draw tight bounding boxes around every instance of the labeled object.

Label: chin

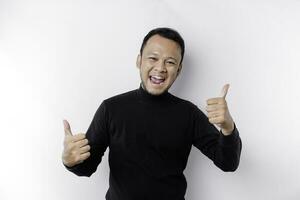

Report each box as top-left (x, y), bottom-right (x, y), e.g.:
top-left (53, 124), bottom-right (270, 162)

top-left (148, 89), bottom-right (165, 95)
top-left (146, 84), bottom-right (170, 96)
top-left (141, 75), bottom-right (174, 95)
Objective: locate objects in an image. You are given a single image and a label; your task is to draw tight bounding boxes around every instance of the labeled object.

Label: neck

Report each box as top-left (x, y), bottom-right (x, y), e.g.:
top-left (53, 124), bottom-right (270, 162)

top-left (137, 82), bottom-right (171, 103)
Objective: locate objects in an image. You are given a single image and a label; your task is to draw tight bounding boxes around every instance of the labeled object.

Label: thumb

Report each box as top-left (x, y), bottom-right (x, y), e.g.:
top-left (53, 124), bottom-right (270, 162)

top-left (63, 119), bottom-right (73, 136)
top-left (219, 84), bottom-right (230, 99)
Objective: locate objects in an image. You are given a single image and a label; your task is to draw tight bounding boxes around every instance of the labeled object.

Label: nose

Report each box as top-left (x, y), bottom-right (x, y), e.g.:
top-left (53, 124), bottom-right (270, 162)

top-left (153, 60), bottom-right (167, 73)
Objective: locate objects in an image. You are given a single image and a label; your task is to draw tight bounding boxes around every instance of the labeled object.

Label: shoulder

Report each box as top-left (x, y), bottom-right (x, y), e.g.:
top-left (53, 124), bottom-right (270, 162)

top-left (102, 88), bottom-right (138, 106)
top-left (170, 94), bottom-right (207, 117)
top-left (169, 93), bottom-right (198, 110)
top-left (94, 89), bottom-right (138, 117)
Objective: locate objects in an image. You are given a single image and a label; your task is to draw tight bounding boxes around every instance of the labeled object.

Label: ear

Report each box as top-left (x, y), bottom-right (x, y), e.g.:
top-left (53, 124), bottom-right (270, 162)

top-left (176, 64), bottom-right (182, 77)
top-left (136, 54), bottom-right (141, 69)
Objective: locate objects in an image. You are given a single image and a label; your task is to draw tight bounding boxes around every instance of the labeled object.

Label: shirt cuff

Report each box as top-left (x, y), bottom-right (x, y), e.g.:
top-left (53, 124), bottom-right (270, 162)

top-left (63, 162), bottom-right (80, 171)
top-left (219, 123), bottom-right (240, 146)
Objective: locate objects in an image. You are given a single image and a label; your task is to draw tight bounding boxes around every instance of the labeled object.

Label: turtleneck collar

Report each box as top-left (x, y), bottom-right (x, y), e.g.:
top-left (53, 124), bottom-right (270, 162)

top-left (137, 82), bottom-right (172, 103)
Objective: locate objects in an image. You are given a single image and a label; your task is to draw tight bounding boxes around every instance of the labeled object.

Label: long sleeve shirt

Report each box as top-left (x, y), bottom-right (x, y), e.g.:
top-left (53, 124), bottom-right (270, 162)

top-left (64, 83), bottom-right (242, 200)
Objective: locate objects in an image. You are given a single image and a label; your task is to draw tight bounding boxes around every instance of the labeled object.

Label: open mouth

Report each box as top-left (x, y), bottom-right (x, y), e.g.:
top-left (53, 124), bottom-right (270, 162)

top-left (149, 75), bottom-right (166, 85)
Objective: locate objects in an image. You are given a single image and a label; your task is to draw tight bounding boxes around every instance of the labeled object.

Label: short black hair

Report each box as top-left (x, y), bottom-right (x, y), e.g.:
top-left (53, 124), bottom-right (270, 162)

top-left (140, 27), bottom-right (185, 65)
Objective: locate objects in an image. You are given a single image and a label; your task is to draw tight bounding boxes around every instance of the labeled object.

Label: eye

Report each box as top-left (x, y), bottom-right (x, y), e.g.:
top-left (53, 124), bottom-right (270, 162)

top-left (148, 57), bottom-right (157, 61)
top-left (166, 61), bottom-right (176, 65)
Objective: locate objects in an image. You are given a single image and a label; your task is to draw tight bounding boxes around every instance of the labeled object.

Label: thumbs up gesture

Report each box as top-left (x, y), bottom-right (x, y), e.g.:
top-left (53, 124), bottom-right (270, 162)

top-left (205, 84), bottom-right (235, 135)
top-left (62, 119), bottom-right (91, 167)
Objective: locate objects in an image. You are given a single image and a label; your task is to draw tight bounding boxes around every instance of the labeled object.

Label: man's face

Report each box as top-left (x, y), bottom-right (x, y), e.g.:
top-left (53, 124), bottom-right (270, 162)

top-left (136, 34), bottom-right (182, 95)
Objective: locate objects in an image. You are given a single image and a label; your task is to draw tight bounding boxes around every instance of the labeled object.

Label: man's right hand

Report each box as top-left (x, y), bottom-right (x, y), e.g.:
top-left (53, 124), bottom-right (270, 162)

top-left (62, 119), bottom-right (91, 167)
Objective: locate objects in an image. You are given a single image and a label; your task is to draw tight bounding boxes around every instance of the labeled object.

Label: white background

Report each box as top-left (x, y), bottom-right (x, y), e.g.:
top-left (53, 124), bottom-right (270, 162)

top-left (0, 0), bottom-right (299, 199)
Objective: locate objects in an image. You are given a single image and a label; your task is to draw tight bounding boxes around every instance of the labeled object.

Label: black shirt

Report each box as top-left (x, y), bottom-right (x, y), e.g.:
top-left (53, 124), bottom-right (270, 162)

top-left (64, 83), bottom-right (242, 200)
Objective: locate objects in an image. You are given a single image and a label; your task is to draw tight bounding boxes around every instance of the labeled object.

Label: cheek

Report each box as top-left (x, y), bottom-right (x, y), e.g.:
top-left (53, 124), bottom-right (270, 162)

top-left (168, 69), bottom-right (179, 79)
top-left (141, 69), bottom-right (151, 80)
top-left (142, 65), bottom-right (153, 75)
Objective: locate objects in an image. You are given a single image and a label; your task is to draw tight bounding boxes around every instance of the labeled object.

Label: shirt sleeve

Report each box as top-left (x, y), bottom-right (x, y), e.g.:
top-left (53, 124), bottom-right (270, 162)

top-left (191, 105), bottom-right (242, 172)
top-left (63, 100), bottom-right (110, 177)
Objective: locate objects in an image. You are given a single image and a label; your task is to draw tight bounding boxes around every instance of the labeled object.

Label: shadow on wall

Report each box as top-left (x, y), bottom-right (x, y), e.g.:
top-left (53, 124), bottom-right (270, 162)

top-left (171, 53), bottom-right (196, 96)
top-left (171, 52), bottom-right (219, 199)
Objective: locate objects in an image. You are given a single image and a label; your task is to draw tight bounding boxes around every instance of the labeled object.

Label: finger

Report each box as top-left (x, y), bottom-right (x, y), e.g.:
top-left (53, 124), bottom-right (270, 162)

top-left (208, 116), bottom-right (224, 124)
top-left (80, 152), bottom-right (91, 161)
top-left (80, 145), bottom-right (91, 154)
top-left (207, 111), bottom-right (221, 118)
top-left (71, 133), bottom-right (86, 142)
top-left (63, 119), bottom-right (73, 136)
top-left (205, 104), bottom-right (226, 112)
top-left (75, 138), bottom-right (89, 148)
top-left (206, 97), bottom-right (225, 105)
top-left (219, 84), bottom-right (230, 99)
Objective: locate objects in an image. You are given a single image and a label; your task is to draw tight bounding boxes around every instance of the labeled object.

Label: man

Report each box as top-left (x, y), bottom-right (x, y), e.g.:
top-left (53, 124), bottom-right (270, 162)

top-left (62, 27), bottom-right (242, 200)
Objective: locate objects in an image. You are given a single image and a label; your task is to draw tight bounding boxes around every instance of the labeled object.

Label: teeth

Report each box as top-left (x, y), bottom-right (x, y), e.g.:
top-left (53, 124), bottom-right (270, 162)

top-left (151, 75), bottom-right (165, 80)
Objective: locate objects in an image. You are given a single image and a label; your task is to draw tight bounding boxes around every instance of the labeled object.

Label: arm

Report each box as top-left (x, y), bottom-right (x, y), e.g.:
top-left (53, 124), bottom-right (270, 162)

top-left (192, 105), bottom-right (242, 172)
top-left (63, 100), bottom-right (110, 177)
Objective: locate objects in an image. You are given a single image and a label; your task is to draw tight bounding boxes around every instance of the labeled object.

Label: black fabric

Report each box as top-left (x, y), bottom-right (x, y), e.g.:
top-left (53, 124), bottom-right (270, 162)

top-left (64, 83), bottom-right (242, 200)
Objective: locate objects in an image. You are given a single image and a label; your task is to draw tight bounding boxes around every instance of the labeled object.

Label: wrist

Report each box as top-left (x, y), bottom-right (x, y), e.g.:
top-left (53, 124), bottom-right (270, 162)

top-left (221, 121), bottom-right (235, 135)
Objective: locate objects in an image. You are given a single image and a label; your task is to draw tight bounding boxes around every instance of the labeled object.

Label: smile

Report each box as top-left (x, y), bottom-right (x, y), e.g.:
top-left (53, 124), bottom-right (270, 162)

top-left (149, 75), bottom-right (166, 85)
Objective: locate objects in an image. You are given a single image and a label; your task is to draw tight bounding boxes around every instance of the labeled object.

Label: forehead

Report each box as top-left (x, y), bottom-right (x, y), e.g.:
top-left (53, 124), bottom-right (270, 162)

top-left (143, 35), bottom-right (181, 58)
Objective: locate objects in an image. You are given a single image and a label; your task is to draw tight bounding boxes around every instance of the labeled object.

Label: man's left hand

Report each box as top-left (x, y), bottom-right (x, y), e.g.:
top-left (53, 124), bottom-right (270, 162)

top-left (205, 84), bottom-right (235, 136)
